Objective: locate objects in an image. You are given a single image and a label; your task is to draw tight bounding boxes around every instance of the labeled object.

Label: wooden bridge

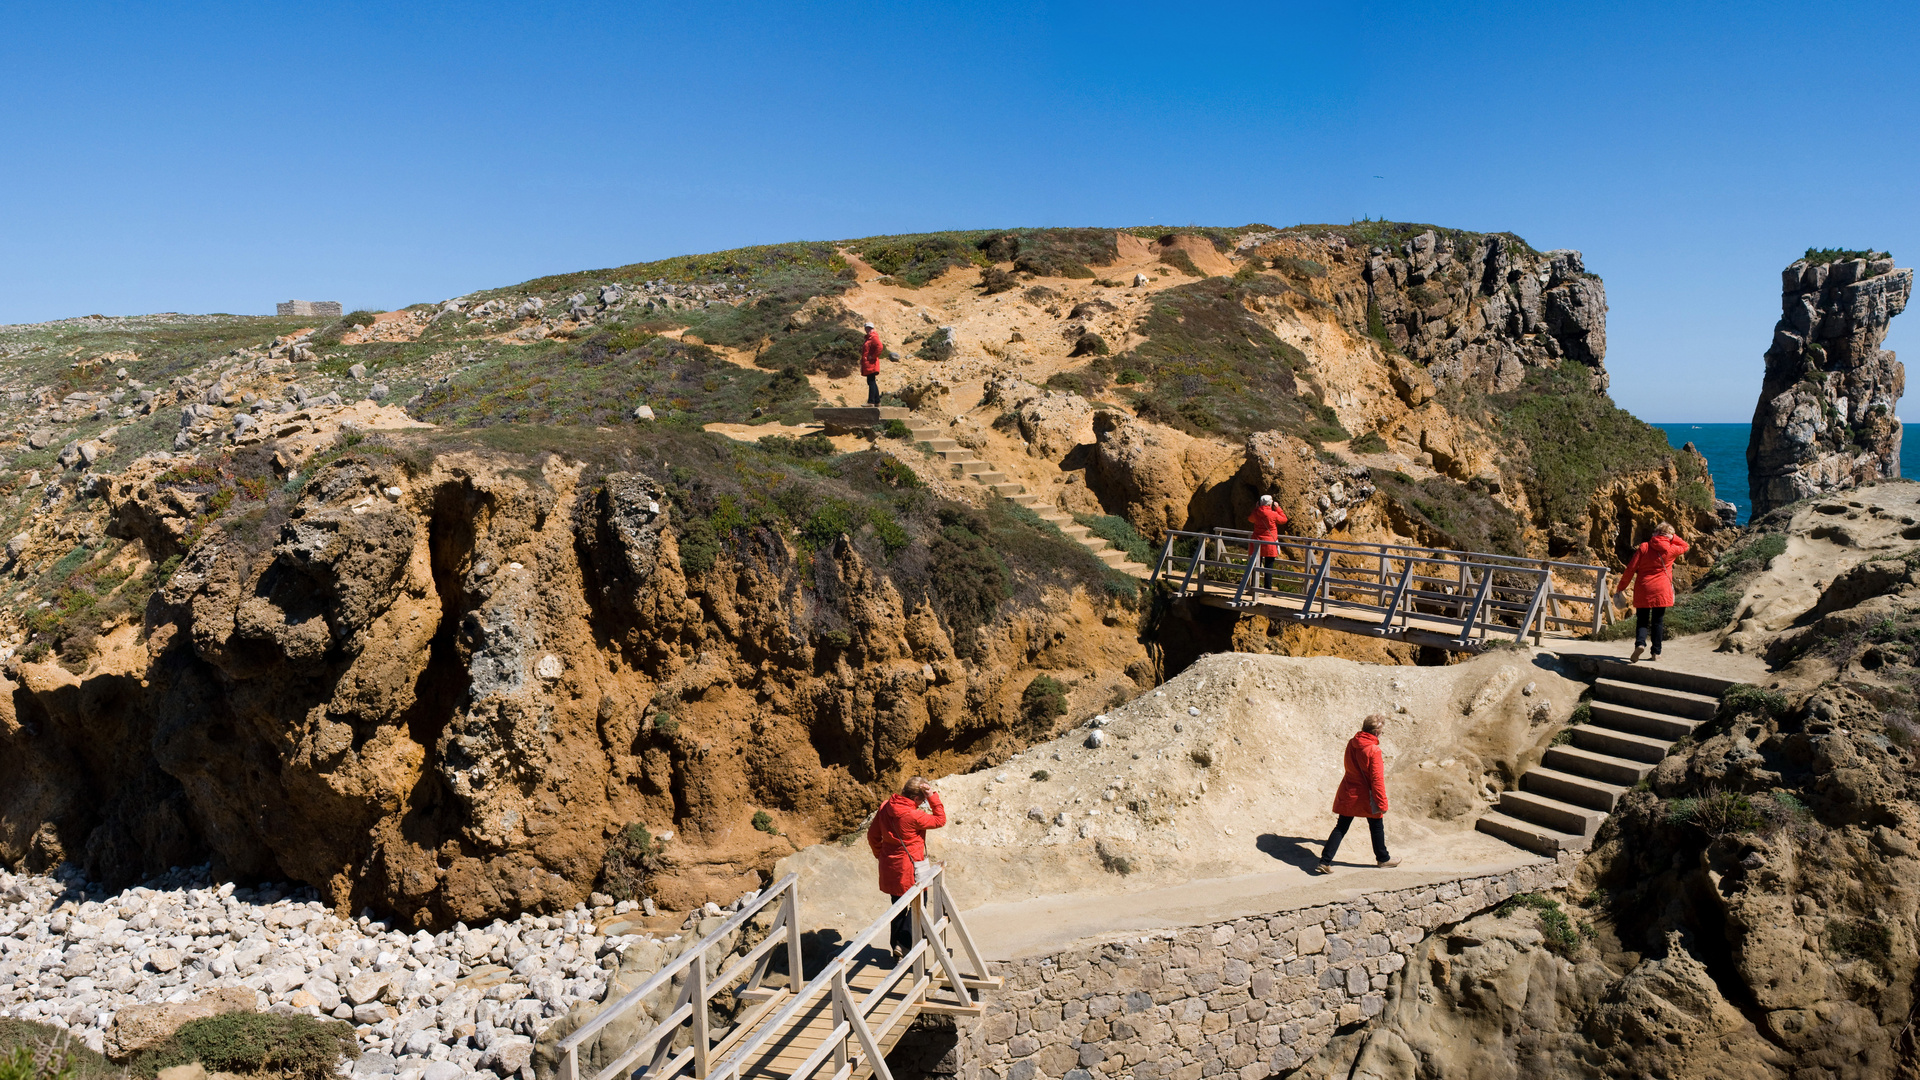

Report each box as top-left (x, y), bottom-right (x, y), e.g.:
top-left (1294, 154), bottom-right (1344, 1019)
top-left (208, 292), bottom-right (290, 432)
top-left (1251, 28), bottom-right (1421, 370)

top-left (1151, 529), bottom-right (1615, 652)
top-left (558, 867), bottom-right (997, 1080)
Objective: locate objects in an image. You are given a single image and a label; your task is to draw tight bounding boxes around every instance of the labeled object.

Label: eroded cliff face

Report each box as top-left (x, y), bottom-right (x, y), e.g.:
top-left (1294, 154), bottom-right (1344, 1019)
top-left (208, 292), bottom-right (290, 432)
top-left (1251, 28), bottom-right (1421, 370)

top-left (0, 445), bottom-right (1149, 926)
top-left (1749, 253), bottom-right (1911, 518)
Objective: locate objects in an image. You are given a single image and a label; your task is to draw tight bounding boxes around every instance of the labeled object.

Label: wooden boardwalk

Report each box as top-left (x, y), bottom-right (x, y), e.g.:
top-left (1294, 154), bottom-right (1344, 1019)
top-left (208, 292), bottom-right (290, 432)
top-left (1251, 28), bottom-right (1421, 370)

top-left (559, 868), bottom-right (996, 1080)
top-left (1153, 529), bottom-right (1615, 652)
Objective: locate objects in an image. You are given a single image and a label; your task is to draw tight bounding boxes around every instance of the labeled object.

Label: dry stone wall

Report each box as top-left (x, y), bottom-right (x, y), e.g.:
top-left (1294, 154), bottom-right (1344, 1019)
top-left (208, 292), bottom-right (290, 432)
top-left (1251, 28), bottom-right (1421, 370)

top-left (958, 857), bottom-right (1573, 1080)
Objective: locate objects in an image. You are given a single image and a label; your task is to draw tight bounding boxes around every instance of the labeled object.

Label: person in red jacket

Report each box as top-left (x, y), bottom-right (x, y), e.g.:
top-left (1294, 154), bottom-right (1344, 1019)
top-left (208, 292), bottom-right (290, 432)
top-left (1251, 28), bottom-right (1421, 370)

top-left (860, 322), bottom-right (884, 406)
top-left (1246, 494), bottom-right (1289, 591)
top-left (1613, 521), bottom-right (1691, 663)
top-left (866, 775), bottom-right (945, 959)
top-left (1312, 715), bottom-right (1398, 873)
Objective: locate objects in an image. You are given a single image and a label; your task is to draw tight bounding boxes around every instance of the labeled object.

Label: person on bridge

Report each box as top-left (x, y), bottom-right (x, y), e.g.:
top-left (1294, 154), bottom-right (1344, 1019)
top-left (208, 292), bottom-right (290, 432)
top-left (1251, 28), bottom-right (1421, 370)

top-left (1247, 495), bottom-right (1289, 591)
top-left (1312, 714), bottom-right (1398, 874)
top-left (867, 775), bottom-right (945, 962)
top-left (861, 322), bottom-right (884, 407)
top-left (1613, 521), bottom-right (1690, 663)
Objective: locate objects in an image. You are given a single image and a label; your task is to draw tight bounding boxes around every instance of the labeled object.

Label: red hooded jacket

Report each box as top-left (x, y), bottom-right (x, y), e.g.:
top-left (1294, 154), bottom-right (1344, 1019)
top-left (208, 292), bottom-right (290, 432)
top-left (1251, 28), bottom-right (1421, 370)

top-left (1617, 533), bottom-right (1691, 609)
top-left (1247, 504), bottom-right (1288, 558)
top-left (1331, 731), bottom-right (1388, 818)
top-left (867, 791), bottom-right (945, 895)
top-left (861, 330), bottom-right (884, 376)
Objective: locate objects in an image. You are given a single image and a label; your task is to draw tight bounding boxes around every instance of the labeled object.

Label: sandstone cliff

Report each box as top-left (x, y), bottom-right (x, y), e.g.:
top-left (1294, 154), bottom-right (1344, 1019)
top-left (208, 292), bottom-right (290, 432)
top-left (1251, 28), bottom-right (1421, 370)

top-left (1748, 251), bottom-right (1911, 518)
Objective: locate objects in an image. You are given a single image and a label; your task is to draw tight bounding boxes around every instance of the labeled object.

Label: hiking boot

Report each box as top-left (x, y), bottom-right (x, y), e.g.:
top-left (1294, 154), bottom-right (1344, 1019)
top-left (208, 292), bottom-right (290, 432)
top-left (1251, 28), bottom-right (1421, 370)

top-left (1377, 858), bottom-right (1400, 868)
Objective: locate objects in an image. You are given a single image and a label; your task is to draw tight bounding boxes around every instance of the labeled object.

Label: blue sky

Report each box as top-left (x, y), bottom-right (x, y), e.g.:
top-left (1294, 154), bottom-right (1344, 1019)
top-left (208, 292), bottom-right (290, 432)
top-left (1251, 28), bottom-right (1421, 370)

top-left (2, 1), bottom-right (1916, 422)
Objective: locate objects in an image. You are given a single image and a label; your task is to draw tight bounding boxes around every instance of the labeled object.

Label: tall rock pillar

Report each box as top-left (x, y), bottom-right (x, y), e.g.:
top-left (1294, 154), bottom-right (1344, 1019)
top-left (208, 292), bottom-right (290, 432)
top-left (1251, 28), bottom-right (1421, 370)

top-left (1748, 253), bottom-right (1911, 517)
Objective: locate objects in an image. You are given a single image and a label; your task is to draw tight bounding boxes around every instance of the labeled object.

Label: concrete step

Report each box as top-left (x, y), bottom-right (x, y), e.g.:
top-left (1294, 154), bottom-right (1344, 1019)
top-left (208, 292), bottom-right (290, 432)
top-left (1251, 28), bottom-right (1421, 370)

top-left (989, 482), bottom-right (1025, 496)
top-left (1498, 790), bottom-right (1607, 838)
top-left (940, 448), bottom-right (977, 463)
top-left (1542, 744), bottom-right (1657, 787)
top-left (919, 438), bottom-right (959, 452)
top-left (1589, 699), bottom-right (1700, 742)
top-left (1591, 678), bottom-right (1718, 723)
top-left (1521, 766), bottom-right (1630, 812)
top-left (1007, 493), bottom-right (1042, 507)
top-left (1475, 810), bottom-right (1589, 856)
top-left (1560, 653), bottom-right (1745, 699)
top-left (1035, 512), bottom-right (1072, 524)
top-left (953, 461), bottom-right (989, 475)
top-left (975, 471), bottom-right (1008, 484)
top-left (1081, 537), bottom-right (1112, 554)
top-left (1093, 548), bottom-right (1129, 566)
top-left (1570, 724), bottom-right (1671, 764)
top-left (1060, 525), bottom-right (1091, 539)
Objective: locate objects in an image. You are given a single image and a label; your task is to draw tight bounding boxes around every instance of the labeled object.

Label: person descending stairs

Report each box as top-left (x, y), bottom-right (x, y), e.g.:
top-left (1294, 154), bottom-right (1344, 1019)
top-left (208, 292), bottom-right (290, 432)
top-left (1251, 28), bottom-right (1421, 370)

top-left (901, 416), bottom-right (1152, 578)
top-left (1475, 654), bottom-right (1736, 855)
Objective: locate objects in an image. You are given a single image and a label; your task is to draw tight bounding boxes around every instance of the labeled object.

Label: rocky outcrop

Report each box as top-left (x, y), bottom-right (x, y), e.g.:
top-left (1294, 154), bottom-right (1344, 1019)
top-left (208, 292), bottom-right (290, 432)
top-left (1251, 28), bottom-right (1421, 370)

top-left (1357, 231), bottom-right (1607, 392)
top-left (1748, 253), bottom-right (1911, 517)
top-left (0, 447), bottom-right (1148, 926)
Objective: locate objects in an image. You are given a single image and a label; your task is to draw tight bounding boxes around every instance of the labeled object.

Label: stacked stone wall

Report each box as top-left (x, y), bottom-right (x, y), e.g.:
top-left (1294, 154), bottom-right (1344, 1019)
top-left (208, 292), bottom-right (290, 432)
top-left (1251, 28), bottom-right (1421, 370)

top-left (276, 300), bottom-right (343, 318)
top-left (959, 856), bottom-right (1573, 1080)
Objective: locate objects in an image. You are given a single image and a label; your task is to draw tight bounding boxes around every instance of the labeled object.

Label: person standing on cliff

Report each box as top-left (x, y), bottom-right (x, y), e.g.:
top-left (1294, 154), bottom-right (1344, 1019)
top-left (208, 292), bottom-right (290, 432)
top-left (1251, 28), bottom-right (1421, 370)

top-left (866, 775), bottom-right (944, 961)
top-left (1247, 494), bottom-right (1289, 591)
top-left (1613, 521), bottom-right (1691, 663)
top-left (1312, 714), bottom-right (1398, 874)
top-left (861, 321), bottom-right (884, 407)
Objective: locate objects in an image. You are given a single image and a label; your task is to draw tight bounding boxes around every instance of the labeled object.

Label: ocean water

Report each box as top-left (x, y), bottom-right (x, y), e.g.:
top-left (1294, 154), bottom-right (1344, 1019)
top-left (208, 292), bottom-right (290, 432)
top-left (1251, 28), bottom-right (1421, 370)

top-left (1655, 422), bottom-right (1915, 526)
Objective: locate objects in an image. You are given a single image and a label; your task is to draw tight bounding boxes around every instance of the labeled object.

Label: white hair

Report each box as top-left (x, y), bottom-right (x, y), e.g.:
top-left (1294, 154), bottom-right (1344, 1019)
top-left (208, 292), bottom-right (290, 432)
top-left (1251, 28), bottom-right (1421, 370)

top-left (1259, 494), bottom-right (1273, 505)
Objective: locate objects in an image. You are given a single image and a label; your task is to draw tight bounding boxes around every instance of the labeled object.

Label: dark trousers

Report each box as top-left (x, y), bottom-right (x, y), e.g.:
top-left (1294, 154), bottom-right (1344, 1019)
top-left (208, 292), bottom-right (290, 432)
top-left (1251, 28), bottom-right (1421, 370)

top-left (885, 893), bottom-right (912, 953)
top-left (1321, 815), bottom-right (1389, 865)
top-left (865, 374), bottom-right (881, 406)
top-left (1635, 606), bottom-right (1669, 654)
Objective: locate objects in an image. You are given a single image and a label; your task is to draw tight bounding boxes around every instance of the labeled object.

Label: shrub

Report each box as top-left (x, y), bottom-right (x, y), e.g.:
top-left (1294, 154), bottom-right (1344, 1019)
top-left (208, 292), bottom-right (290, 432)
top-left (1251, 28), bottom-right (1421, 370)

top-left (927, 509), bottom-right (1010, 659)
top-left (1493, 364), bottom-right (1688, 529)
top-left (1718, 683), bottom-right (1790, 724)
top-left (1069, 332), bottom-right (1109, 357)
top-left (601, 822), bottom-right (663, 901)
top-left (854, 234), bottom-right (985, 287)
top-left (342, 310), bottom-right (378, 327)
top-left (0, 1020), bottom-right (117, 1080)
top-left (819, 629), bottom-right (852, 649)
top-left (752, 810), bottom-right (778, 834)
top-left (880, 419), bottom-right (911, 440)
top-left (1370, 471), bottom-right (1526, 555)
top-left (914, 327), bottom-right (956, 363)
top-left (1804, 248), bottom-right (1889, 266)
top-left (1348, 431), bottom-right (1389, 455)
top-left (1495, 892), bottom-right (1581, 956)
top-left (1030, 769), bottom-right (1051, 781)
top-left (128, 1012), bottom-right (358, 1080)
top-left (1021, 674), bottom-right (1068, 734)
top-left (1095, 839), bottom-right (1135, 875)
top-left (979, 267), bottom-right (1017, 295)
top-left (1664, 788), bottom-right (1770, 837)
top-left (758, 434), bottom-right (835, 459)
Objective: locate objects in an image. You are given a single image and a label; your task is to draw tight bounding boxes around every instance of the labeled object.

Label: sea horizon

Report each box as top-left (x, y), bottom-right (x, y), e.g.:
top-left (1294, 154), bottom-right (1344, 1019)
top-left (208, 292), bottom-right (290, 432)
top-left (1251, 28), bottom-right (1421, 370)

top-left (1654, 421), bottom-right (1913, 527)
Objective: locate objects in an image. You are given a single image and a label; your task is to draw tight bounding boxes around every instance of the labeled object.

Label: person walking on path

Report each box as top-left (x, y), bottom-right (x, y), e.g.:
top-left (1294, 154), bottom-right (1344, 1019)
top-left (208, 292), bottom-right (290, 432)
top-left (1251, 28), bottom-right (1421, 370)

top-left (1312, 714), bottom-right (1398, 874)
top-left (866, 775), bottom-right (945, 961)
top-left (1246, 494), bottom-right (1289, 591)
top-left (861, 322), bottom-right (884, 407)
top-left (1613, 521), bottom-right (1691, 663)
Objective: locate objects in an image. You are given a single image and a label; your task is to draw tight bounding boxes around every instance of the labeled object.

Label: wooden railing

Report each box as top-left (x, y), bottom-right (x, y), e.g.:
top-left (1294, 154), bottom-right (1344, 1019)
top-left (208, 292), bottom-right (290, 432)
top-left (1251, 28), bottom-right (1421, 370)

top-left (558, 866), bottom-right (995, 1080)
top-left (1151, 529), bottom-right (1612, 646)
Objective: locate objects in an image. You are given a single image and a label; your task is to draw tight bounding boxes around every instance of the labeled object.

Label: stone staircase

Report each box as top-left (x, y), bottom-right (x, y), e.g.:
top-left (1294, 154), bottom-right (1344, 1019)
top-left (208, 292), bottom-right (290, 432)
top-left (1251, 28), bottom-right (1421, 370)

top-left (902, 418), bottom-right (1151, 578)
top-left (1474, 655), bottom-right (1738, 855)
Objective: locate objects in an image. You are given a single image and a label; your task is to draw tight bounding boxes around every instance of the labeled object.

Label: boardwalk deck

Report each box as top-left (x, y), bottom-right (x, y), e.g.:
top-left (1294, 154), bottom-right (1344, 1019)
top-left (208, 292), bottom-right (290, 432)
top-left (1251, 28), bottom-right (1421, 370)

top-left (559, 868), bottom-right (996, 1080)
top-left (1152, 529), bottom-right (1614, 652)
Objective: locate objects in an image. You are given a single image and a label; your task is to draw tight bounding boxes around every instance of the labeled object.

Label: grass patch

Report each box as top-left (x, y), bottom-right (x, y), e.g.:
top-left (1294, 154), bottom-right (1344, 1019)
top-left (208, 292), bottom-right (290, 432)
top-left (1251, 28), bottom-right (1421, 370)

top-left (1370, 471), bottom-right (1526, 555)
top-left (128, 1012), bottom-right (358, 1080)
top-left (752, 810), bottom-right (779, 834)
top-left (1020, 673), bottom-right (1068, 736)
top-left (1116, 277), bottom-right (1343, 441)
top-left (1491, 364), bottom-right (1693, 528)
top-left (854, 233), bottom-right (989, 287)
top-left (1072, 513), bottom-right (1154, 565)
top-left (977, 229), bottom-right (1118, 278)
top-left (1348, 431), bottom-right (1389, 455)
top-left (1827, 918), bottom-right (1893, 969)
top-left (490, 241), bottom-right (851, 301)
top-left (1495, 892), bottom-right (1581, 956)
top-left (1804, 248), bottom-right (1889, 266)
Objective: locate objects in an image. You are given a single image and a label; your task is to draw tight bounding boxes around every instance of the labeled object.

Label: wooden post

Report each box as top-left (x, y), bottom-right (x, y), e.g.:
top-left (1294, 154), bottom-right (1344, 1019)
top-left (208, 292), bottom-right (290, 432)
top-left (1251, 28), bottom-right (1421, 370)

top-left (1592, 568), bottom-right (1611, 636)
top-left (691, 951), bottom-right (709, 1078)
top-left (1153, 534), bottom-right (1175, 579)
top-left (784, 884), bottom-right (804, 991)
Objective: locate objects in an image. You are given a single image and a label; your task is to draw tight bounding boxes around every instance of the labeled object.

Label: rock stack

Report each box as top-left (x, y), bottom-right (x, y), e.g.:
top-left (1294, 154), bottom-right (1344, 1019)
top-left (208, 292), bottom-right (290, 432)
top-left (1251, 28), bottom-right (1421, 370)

top-left (1748, 252), bottom-right (1912, 517)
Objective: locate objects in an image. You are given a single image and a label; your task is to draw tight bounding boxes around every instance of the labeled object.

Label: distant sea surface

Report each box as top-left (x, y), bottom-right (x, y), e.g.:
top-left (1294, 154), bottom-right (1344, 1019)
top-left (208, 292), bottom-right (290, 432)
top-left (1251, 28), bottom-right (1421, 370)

top-left (1655, 422), bottom-right (1916, 526)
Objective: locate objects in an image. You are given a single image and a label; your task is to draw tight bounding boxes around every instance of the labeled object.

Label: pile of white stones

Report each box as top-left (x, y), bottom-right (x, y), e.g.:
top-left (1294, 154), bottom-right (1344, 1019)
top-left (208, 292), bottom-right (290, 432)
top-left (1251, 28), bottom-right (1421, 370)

top-left (0, 867), bottom-right (695, 1080)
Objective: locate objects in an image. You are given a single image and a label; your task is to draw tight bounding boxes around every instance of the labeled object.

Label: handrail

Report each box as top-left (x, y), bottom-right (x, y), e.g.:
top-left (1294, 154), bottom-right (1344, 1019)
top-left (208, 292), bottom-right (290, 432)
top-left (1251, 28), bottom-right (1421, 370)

top-left (1155, 528), bottom-right (1607, 647)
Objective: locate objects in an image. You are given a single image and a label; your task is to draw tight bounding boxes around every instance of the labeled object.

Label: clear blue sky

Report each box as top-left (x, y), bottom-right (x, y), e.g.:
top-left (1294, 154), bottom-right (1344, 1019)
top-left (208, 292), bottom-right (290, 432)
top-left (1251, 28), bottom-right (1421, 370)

top-left (3, 1), bottom-right (1916, 422)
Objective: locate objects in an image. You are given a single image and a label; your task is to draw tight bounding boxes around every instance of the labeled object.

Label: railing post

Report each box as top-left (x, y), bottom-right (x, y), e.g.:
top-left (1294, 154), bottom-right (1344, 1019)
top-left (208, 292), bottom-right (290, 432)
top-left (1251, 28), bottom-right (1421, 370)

top-left (1591, 568), bottom-right (1611, 636)
top-left (1179, 535), bottom-right (1205, 596)
top-left (691, 951), bottom-right (709, 1078)
top-left (1232, 539), bottom-right (1259, 606)
top-left (1456, 568), bottom-right (1494, 644)
top-left (1153, 534), bottom-right (1175, 579)
top-left (1300, 548), bottom-right (1332, 616)
top-left (784, 883), bottom-right (804, 991)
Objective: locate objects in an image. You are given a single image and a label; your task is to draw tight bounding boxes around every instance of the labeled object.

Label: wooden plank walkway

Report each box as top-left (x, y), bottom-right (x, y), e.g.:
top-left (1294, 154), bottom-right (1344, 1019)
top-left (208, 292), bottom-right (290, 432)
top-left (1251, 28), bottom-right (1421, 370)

top-left (559, 868), bottom-right (996, 1080)
top-left (1153, 528), bottom-right (1615, 652)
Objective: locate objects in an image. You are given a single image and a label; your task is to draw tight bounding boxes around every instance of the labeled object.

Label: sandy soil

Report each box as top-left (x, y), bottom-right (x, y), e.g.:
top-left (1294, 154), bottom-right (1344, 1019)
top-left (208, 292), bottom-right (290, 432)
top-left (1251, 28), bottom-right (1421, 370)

top-left (777, 648), bottom-right (1582, 957)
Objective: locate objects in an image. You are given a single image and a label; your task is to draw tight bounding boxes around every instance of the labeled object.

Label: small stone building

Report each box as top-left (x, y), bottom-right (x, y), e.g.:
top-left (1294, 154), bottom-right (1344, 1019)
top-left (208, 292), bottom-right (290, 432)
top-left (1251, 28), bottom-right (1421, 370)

top-left (277, 300), bottom-right (342, 318)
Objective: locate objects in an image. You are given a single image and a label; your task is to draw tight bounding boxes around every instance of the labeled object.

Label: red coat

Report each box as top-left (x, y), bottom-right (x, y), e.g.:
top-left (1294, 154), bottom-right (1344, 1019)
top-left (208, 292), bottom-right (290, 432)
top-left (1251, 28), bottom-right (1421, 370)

top-left (1247, 505), bottom-right (1288, 558)
top-left (867, 791), bottom-right (945, 895)
top-left (861, 330), bottom-right (883, 376)
top-left (1617, 534), bottom-right (1690, 609)
top-left (1331, 731), bottom-right (1388, 818)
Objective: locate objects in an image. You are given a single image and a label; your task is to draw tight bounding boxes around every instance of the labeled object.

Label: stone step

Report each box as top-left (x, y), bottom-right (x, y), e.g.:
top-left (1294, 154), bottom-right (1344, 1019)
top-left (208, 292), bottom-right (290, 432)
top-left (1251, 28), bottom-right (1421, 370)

top-left (919, 438), bottom-right (959, 452)
top-left (1007, 493), bottom-right (1042, 507)
top-left (1521, 766), bottom-right (1630, 812)
top-left (1498, 790), bottom-right (1607, 838)
top-left (1475, 810), bottom-right (1589, 856)
top-left (1591, 678), bottom-right (1718, 723)
top-left (1081, 537), bottom-right (1112, 554)
top-left (1060, 525), bottom-right (1091, 539)
top-left (975, 471), bottom-right (1008, 484)
top-left (1588, 699), bottom-right (1700, 742)
top-left (1542, 744), bottom-right (1657, 787)
top-left (989, 482), bottom-right (1026, 496)
top-left (1570, 724), bottom-right (1671, 765)
top-left (1035, 511), bottom-right (1072, 524)
top-left (1560, 653), bottom-right (1745, 699)
top-left (953, 460), bottom-right (989, 475)
top-left (1093, 548), bottom-right (1129, 566)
